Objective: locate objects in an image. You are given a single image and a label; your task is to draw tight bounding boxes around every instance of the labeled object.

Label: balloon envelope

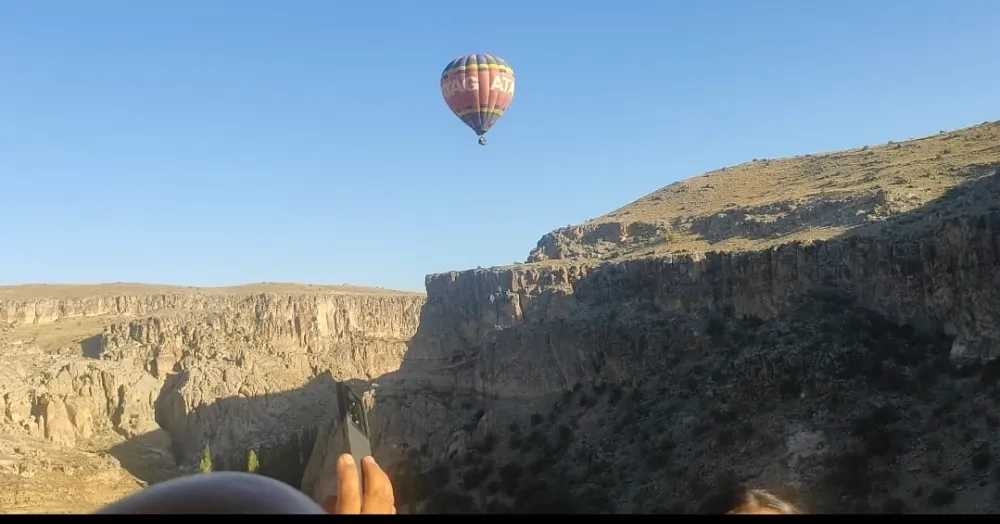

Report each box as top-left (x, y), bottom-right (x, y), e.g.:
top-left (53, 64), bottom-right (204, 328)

top-left (440, 54), bottom-right (515, 138)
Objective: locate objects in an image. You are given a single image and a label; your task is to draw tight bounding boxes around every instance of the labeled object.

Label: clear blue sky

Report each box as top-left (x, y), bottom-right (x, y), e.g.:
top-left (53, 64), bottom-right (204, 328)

top-left (2, 0), bottom-right (997, 292)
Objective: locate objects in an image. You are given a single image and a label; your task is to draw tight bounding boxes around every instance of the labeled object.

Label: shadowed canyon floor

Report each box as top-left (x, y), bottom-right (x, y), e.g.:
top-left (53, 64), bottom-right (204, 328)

top-left (1, 121), bottom-right (999, 513)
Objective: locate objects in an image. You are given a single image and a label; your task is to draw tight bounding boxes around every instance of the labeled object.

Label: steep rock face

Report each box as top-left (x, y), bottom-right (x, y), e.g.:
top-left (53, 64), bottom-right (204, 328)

top-left (358, 172), bottom-right (994, 453)
top-left (424, 213), bottom-right (998, 400)
top-left (289, 173), bottom-right (1000, 514)
top-left (303, 172), bottom-right (998, 514)
top-left (527, 220), bottom-right (669, 262)
top-left (0, 289), bottom-right (425, 475)
top-left (1, 295), bottom-right (206, 326)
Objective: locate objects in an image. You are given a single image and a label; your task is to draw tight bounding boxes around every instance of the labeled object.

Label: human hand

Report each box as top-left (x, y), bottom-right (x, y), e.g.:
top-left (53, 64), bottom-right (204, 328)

top-left (322, 454), bottom-right (396, 514)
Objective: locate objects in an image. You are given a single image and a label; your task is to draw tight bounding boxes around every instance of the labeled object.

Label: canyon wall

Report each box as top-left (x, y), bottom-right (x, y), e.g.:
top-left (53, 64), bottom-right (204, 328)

top-left (0, 168), bottom-right (997, 513)
top-left (0, 287), bottom-right (424, 494)
top-left (415, 213), bottom-right (998, 402)
top-left (300, 170), bottom-right (1000, 513)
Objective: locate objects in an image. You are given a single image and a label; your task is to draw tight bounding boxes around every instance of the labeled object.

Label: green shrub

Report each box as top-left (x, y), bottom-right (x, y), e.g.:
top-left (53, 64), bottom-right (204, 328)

top-left (199, 444), bottom-right (213, 473)
top-left (247, 449), bottom-right (260, 474)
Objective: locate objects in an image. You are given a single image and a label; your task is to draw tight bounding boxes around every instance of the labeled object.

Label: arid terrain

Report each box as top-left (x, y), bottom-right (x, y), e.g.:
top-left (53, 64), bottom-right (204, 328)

top-left (1, 120), bottom-right (998, 514)
top-left (528, 120), bottom-right (1000, 263)
top-left (0, 283), bottom-right (422, 513)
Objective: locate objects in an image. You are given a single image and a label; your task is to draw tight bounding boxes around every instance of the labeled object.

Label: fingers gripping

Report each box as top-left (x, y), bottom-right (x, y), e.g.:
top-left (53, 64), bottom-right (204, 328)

top-left (335, 454), bottom-right (362, 514)
top-left (361, 456), bottom-right (396, 514)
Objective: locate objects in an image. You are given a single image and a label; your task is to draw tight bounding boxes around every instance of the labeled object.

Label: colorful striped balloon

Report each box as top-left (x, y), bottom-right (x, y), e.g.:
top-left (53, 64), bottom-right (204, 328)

top-left (440, 54), bottom-right (515, 146)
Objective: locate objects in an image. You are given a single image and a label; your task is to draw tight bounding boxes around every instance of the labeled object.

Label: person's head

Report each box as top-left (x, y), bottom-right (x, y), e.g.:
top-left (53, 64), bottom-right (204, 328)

top-left (726, 488), bottom-right (802, 514)
top-left (95, 454), bottom-right (396, 515)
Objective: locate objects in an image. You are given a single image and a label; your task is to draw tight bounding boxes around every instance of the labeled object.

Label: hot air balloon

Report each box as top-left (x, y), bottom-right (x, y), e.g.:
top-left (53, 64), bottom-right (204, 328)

top-left (440, 54), bottom-right (515, 146)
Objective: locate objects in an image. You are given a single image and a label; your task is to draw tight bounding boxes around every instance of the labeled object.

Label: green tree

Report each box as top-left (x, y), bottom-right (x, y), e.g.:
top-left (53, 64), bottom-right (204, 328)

top-left (247, 449), bottom-right (260, 474)
top-left (199, 443), bottom-right (213, 473)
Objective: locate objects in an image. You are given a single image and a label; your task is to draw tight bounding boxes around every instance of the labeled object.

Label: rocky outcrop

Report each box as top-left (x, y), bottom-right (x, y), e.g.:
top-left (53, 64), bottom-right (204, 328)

top-left (0, 288), bottom-right (425, 484)
top-left (300, 171), bottom-right (999, 513)
top-left (526, 220), bottom-right (669, 262)
top-left (422, 214), bottom-right (999, 398)
top-left (525, 122), bottom-right (1000, 263)
top-left (685, 187), bottom-right (921, 244)
top-left (0, 432), bottom-right (140, 514)
top-left (522, 188), bottom-right (926, 263)
top-left (419, 169), bottom-right (1000, 396)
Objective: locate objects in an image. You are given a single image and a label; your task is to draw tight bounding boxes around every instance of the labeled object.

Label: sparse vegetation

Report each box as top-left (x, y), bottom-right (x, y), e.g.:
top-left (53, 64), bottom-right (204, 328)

top-left (247, 449), bottom-right (260, 474)
top-left (199, 444), bottom-right (213, 474)
top-left (526, 120), bottom-right (1000, 264)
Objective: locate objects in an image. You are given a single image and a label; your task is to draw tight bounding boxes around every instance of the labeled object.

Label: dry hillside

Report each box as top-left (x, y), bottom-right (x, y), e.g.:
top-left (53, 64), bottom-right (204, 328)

top-left (528, 120), bottom-right (1000, 263)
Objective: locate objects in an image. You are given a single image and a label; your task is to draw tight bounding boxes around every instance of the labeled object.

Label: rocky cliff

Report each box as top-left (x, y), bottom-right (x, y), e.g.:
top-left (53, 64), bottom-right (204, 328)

top-left (0, 284), bottom-right (424, 512)
top-left (307, 125), bottom-right (999, 514)
top-left (396, 161), bottom-right (999, 400)
top-left (2, 122), bottom-right (1000, 515)
top-left (322, 165), bottom-right (997, 514)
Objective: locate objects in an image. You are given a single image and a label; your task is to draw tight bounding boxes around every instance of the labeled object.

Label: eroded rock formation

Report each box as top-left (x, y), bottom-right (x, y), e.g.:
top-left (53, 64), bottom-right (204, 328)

top-left (1, 123), bottom-right (999, 514)
top-left (305, 169), bottom-right (1000, 514)
top-left (0, 286), bottom-right (424, 507)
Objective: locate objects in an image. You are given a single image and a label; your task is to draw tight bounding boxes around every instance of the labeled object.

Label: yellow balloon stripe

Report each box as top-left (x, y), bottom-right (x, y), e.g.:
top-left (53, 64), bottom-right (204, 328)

top-left (455, 107), bottom-right (507, 117)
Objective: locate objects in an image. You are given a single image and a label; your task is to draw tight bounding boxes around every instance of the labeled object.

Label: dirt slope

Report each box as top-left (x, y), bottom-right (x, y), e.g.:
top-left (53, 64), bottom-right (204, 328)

top-left (527, 120), bottom-right (1000, 263)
